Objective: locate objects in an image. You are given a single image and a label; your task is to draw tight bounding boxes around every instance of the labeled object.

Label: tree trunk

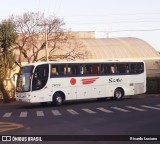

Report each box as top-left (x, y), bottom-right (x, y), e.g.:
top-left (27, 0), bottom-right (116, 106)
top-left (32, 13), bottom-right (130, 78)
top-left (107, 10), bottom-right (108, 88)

top-left (0, 82), bottom-right (10, 103)
top-left (8, 69), bottom-right (16, 99)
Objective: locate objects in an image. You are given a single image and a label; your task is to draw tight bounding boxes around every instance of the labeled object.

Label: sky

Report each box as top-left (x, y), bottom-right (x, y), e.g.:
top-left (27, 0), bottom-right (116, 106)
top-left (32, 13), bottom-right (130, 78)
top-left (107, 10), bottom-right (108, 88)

top-left (1, 0), bottom-right (160, 51)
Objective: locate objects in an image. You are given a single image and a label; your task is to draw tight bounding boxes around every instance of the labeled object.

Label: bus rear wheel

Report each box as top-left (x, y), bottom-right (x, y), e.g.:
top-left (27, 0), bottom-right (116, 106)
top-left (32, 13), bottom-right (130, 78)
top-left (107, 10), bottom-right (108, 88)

top-left (53, 92), bottom-right (64, 106)
top-left (113, 88), bottom-right (124, 100)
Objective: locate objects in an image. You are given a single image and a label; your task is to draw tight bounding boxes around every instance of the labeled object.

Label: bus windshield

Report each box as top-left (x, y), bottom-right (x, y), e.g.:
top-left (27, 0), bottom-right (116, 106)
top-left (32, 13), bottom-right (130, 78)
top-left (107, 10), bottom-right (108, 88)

top-left (16, 66), bottom-right (34, 92)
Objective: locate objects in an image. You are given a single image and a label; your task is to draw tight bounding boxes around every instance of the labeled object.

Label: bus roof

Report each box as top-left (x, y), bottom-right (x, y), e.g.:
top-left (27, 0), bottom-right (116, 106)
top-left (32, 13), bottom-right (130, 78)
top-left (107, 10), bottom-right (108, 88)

top-left (22, 59), bottom-right (145, 67)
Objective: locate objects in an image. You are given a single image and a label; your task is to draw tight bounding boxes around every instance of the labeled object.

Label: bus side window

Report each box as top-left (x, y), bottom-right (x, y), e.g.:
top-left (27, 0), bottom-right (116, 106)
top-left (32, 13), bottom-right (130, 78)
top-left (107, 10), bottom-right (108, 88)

top-left (125, 64), bottom-right (130, 73)
top-left (100, 64), bottom-right (104, 75)
top-left (67, 65), bottom-right (72, 76)
top-left (130, 63), bottom-right (138, 74)
top-left (103, 64), bottom-right (110, 75)
top-left (84, 64), bottom-right (100, 75)
top-left (138, 63), bottom-right (144, 73)
top-left (59, 65), bottom-right (67, 76)
top-left (80, 64), bottom-right (84, 75)
top-left (92, 64), bottom-right (100, 75)
top-left (85, 64), bottom-right (92, 75)
top-left (71, 65), bottom-right (80, 76)
top-left (110, 65), bottom-right (116, 74)
top-left (51, 65), bottom-right (59, 77)
top-left (117, 64), bottom-right (126, 74)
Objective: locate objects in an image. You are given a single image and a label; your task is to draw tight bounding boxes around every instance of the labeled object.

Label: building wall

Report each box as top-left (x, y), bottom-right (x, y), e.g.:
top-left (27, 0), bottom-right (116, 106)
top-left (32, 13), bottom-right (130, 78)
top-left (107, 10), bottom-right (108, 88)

top-left (71, 31), bottom-right (95, 39)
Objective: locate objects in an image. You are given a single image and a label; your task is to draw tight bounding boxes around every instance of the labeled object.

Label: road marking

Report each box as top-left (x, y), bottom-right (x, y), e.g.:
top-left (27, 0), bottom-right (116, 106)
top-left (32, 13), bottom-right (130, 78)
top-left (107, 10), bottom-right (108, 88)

top-left (36, 111), bottom-right (44, 116)
top-left (3, 105), bottom-right (160, 118)
top-left (3, 112), bottom-right (12, 118)
top-left (97, 107), bottom-right (113, 113)
top-left (111, 107), bottom-right (130, 112)
top-left (19, 112), bottom-right (28, 117)
top-left (82, 108), bottom-right (96, 114)
top-left (0, 122), bottom-right (24, 133)
top-left (126, 106), bottom-right (147, 112)
top-left (67, 109), bottom-right (79, 115)
top-left (52, 110), bottom-right (62, 116)
top-left (141, 105), bottom-right (160, 110)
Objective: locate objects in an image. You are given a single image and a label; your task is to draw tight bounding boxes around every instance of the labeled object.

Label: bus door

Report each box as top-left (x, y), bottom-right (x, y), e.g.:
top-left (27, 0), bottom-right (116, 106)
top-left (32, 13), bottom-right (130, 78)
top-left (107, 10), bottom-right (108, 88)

top-left (32, 64), bottom-right (50, 101)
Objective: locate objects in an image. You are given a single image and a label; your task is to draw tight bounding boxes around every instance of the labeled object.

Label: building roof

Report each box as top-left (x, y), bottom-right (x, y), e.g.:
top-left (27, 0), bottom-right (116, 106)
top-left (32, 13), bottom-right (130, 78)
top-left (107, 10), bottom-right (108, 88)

top-left (80, 37), bottom-right (160, 59)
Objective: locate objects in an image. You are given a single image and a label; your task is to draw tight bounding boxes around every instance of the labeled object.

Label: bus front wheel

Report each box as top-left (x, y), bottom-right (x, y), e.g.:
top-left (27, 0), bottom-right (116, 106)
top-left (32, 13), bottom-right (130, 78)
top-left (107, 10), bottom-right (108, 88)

top-left (53, 92), bottom-right (64, 106)
top-left (113, 88), bottom-right (124, 100)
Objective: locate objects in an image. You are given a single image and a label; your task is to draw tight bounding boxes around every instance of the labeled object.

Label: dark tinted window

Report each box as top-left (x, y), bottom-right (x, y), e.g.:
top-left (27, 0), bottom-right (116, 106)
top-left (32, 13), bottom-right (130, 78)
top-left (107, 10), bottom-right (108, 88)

top-left (84, 64), bottom-right (100, 75)
top-left (59, 65), bottom-right (67, 76)
top-left (51, 64), bottom-right (83, 77)
top-left (51, 65), bottom-right (59, 76)
top-left (50, 62), bottom-right (144, 77)
top-left (68, 64), bottom-right (81, 76)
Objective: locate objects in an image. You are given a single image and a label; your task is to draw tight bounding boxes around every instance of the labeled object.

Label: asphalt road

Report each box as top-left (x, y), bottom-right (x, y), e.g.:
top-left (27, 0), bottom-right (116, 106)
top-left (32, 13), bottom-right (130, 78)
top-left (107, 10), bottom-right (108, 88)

top-left (0, 95), bottom-right (160, 144)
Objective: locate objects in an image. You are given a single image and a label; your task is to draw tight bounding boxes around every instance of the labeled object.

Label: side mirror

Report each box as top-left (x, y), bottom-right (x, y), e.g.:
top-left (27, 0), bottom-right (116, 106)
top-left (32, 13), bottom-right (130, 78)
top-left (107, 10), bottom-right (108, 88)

top-left (13, 73), bottom-right (18, 82)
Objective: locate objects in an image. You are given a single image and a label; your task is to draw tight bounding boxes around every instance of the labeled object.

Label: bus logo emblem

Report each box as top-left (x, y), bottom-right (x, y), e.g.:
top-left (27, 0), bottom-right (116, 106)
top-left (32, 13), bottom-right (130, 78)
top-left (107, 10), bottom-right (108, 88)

top-left (70, 78), bottom-right (76, 85)
top-left (81, 77), bottom-right (99, 85)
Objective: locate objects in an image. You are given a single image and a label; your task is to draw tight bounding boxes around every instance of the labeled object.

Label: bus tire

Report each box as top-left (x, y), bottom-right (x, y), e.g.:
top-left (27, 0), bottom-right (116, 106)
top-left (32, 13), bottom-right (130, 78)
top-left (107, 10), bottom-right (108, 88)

top-left (113, 88), bottom-right (124, 100)
top-left (53, 92), bottom-right (64, 106)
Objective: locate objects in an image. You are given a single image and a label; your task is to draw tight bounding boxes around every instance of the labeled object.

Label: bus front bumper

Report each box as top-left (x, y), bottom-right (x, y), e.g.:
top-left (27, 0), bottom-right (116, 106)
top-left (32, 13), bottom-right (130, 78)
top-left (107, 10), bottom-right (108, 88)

top-left (16, 97), bottom-right (31, 103)
top-left (16, 92), bottom-right (32, 103)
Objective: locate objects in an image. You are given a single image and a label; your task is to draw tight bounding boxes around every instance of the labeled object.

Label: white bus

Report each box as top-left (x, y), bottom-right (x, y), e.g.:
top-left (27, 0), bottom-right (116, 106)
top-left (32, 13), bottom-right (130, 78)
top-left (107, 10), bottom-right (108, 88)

top-left (15, 60), bottom-right (146, 106)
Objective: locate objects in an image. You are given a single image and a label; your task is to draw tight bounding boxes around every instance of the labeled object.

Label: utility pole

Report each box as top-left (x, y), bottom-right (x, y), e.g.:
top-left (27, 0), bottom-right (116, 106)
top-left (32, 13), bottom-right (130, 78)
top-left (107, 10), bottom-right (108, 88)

top-left (45, 24), bottom-right (49, 61)
top-left (106, 28), bottom-right (112, 38)
top-left (38, 22), bottom-right (49, 61)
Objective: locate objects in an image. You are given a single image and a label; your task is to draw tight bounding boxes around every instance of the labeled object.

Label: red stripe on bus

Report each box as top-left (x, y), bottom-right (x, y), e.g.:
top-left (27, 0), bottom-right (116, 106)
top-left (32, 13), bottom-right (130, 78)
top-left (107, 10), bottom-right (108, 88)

top-left (81, 77), bottom-right (99, 85)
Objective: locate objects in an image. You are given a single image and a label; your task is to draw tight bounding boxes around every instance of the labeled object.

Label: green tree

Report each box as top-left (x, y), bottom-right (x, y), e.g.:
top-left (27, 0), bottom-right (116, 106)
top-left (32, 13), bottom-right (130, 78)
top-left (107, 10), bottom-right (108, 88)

top-left (0, 19), bottom-right (17, 103)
